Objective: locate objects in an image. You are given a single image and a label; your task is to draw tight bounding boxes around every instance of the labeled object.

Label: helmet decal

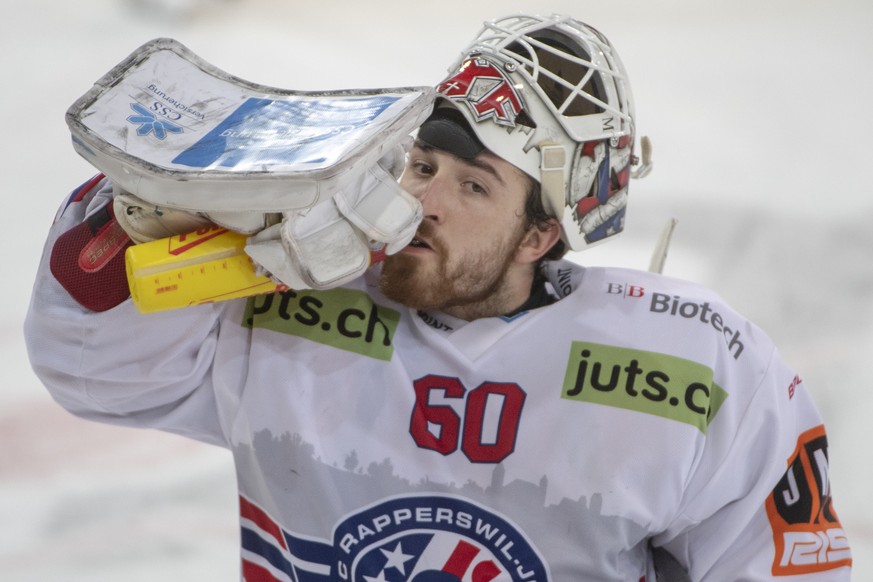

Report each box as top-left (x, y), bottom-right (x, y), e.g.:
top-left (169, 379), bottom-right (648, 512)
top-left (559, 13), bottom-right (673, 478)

top-left (437, 57), bottom-right (525, 128)
top-left (573, 136), bottom-right (634, 244)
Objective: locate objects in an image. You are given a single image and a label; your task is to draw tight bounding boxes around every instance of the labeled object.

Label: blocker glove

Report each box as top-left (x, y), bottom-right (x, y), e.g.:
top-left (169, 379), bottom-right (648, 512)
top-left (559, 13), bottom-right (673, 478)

top-left (55, 37), bottom-right (434, 308)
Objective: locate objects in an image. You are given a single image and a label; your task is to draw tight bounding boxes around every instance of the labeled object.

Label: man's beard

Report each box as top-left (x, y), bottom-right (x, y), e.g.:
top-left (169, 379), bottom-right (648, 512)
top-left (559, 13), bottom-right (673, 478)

top-left (379, 221), bottom-right (526, 316)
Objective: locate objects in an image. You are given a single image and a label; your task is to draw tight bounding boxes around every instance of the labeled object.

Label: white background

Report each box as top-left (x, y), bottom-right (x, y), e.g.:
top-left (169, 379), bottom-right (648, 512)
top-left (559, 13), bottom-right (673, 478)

top-left (1, 0), bottom-right (871, 579)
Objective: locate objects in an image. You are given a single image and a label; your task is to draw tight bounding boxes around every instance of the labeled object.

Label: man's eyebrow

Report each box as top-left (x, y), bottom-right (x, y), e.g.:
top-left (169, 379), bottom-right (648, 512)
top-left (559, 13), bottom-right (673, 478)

top-left (463, 156), bottom-right (506, 186)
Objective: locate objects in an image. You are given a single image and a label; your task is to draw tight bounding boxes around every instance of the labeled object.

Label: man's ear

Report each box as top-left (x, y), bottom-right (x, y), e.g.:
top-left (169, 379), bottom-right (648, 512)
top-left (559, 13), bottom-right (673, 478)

top-left (515, 219), bottom-right (562, 265)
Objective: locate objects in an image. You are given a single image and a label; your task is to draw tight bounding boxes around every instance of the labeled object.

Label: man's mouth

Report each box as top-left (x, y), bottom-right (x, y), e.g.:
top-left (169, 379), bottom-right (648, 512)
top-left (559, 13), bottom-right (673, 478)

top-left (408, 237), bottom-right (431, 250)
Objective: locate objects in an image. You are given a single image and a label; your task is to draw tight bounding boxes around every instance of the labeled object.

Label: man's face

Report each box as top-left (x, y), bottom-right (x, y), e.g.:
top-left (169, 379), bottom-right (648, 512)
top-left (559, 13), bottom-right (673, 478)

top-left (379, 143), bottom-right (533, 318)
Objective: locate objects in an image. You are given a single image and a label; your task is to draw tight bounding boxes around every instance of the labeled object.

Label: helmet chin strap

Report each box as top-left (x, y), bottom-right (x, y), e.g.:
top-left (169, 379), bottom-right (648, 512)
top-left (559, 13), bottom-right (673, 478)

top-left (538, 143), bottom-right (568, 220)
top-left (631, 136), bottom-right (654, 179)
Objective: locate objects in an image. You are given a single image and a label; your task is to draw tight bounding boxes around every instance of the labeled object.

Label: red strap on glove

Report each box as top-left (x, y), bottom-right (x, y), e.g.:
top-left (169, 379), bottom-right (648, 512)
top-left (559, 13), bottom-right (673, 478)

top-left (50, 196), bottom-right (133, 312)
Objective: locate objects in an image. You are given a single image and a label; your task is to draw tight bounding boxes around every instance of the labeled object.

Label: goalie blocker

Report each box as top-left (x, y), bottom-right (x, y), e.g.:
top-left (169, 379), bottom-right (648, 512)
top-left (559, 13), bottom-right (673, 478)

top-left (55, 38), bottom-right (435, 311)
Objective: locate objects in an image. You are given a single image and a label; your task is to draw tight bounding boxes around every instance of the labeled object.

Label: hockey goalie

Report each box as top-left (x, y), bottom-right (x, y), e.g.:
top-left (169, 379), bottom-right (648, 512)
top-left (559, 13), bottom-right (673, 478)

top-left (25, 13), bottom-right (850, 581)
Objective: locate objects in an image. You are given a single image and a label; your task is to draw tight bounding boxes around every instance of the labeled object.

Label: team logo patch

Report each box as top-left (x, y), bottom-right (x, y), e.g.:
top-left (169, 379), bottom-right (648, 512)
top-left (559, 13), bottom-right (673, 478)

top-left (561, 341), bottom-right (727, 434)
top-left (244, 288), bottom-right (400, 361)
top-left (438, 57), bottom-right (524, 128)
top-left (765, 425), bottom-right (851, 575)
top-left (240, 494), bottom-right (550, 581)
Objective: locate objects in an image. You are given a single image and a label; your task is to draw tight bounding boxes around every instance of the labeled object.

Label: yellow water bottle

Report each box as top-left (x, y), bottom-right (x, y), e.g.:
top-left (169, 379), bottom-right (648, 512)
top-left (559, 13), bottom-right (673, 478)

top-left (125, 227), bottom-right (284, 313)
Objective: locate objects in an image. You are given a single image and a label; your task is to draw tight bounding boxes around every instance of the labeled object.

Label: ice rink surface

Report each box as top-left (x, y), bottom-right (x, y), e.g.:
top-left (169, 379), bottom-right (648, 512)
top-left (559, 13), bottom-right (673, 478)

top-left (2, 0), bottom-right (871, 579)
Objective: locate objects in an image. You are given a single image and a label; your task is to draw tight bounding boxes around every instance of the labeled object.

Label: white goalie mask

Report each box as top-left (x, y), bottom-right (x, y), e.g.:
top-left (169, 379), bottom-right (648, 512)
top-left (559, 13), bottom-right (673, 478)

top-left (430, 14), bottom-right (648, 251)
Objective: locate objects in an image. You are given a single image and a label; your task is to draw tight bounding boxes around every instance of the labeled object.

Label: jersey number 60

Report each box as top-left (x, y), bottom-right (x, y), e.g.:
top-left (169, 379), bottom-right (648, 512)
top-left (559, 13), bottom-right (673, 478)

top-left (409, 375), bottom-right (527, 464)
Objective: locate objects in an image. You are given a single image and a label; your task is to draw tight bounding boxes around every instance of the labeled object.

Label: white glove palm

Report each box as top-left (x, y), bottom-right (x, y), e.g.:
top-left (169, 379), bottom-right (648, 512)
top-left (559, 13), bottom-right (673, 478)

top-left (245, 144), bottom-right (421, 289)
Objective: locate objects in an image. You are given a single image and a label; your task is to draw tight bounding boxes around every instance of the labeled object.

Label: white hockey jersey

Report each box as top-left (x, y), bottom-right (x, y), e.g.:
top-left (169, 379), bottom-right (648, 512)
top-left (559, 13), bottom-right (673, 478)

top-left (25, 182), bottom-right (852, 581)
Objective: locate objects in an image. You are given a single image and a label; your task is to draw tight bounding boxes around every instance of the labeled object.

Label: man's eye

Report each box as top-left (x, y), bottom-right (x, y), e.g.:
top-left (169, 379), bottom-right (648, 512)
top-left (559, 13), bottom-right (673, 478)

top-left (464, 181), bottom-right (487, 195)
top-left (411, 161), bottom-right (434, 175)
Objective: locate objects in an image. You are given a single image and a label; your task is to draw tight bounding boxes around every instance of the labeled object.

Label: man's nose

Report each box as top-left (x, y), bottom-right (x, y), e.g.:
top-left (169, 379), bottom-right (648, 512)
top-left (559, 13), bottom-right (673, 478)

top-left (413, 176), bottom-right (446, 222)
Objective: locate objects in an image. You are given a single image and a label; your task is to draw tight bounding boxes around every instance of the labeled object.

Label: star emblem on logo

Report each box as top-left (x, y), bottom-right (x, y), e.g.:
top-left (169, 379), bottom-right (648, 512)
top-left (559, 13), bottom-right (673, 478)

top-left (126, 103), bottom-right (183, 140)
top-left (380, 542), bottom-right (415, 574)
top-left (362, 541), bottom-right (416, 581)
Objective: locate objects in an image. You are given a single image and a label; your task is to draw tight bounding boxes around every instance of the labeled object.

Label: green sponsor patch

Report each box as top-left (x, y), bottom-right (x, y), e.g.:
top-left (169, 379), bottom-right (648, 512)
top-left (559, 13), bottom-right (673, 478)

top-left (243, 288), bottom-right (399, 361)
top-left (562, 341), bottom-right (727, 433)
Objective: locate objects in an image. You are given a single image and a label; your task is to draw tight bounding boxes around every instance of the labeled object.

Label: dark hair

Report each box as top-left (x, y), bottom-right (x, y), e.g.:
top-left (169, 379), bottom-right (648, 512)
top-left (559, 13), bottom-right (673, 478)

top-left (522, 178), bottom-right (566, 262)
